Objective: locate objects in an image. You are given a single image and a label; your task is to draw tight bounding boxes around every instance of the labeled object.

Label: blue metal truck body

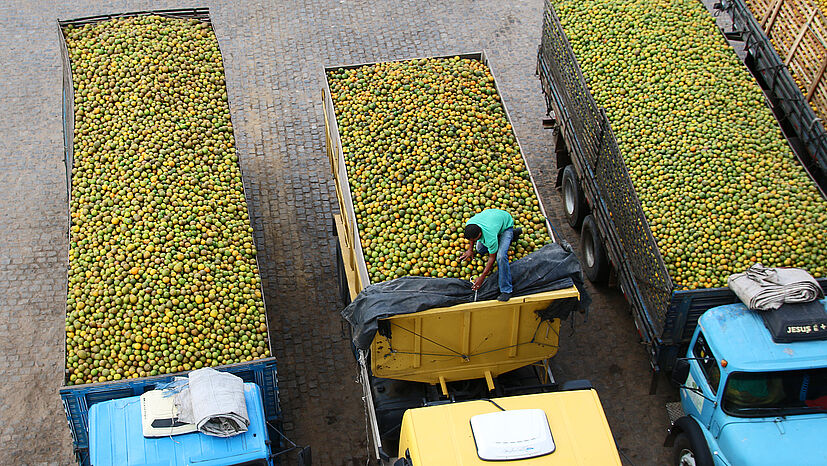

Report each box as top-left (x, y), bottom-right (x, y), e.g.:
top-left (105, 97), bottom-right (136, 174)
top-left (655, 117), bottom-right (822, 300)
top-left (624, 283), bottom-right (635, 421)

top-left (89, 382), bottom-right (271, 466)
top-left (60, 358), bottom-right (280, 465)
top-left (671, 301), bottom-right (827, 465)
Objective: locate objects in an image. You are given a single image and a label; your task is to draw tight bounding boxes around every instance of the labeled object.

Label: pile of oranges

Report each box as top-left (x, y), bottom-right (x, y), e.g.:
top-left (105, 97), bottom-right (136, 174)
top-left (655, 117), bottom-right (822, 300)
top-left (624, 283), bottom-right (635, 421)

top-left (328, 57), bottom-right (552, 283)
top-left (555, 0), bottom-right (827, 288)
top-left (64, 16), bottom-right (269, 385)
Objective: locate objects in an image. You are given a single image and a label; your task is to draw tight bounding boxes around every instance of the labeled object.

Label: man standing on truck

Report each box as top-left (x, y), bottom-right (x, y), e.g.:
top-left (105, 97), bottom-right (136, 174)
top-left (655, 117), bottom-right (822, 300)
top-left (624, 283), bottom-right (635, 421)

top-left (459, 208), bottom-right (521, 301)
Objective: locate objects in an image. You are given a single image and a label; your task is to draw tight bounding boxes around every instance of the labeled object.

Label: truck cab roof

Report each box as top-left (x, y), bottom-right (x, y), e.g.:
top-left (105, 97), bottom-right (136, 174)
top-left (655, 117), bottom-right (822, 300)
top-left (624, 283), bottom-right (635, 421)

top-left (397, 389), bottom-right (621, 465)
top-left (698, 300), bottom-right (827, 372)
top-left (89, 382), bottom-right (270, 466)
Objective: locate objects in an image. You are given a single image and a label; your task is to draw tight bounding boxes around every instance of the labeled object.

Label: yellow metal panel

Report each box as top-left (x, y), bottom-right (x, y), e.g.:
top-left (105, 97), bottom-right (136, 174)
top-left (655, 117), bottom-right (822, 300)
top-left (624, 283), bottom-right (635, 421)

top-left (324, 86), bottom-right (371, 290)
top-left (371, 287), bottom-right (579, 384)
top-left (509, 306), bottom-right (520, 358)
top-left (397, 390), bottom-right (621, 465)
top-left (333, 214), bottom-right (362, 301)
top-left (413, 317), bottom-right (422, 368)
top-left (483, 371), bottom-right (494, 391)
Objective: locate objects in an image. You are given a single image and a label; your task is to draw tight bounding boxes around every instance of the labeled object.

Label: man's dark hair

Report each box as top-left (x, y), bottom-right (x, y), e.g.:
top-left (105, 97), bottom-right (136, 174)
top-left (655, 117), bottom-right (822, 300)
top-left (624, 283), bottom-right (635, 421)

top-left (464, 224), bottom-right (482, 240)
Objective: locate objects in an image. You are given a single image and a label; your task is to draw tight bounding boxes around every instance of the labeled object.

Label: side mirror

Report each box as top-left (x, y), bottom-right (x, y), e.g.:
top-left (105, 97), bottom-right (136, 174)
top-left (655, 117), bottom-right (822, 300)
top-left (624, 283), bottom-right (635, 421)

top-left (672, 359), bottom-right (690, 386)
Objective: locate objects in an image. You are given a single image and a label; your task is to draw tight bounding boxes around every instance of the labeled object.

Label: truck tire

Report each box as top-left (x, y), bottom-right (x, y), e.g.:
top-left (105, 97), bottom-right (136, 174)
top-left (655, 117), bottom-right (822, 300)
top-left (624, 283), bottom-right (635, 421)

top-left (672, 431), bottom-right (713, 466)
top-left (580, 215), bottom-right (609, 284)
top-left (335, 240), bottom-right (351, 306)
top-left (561, 165), bottom-right (588, 229)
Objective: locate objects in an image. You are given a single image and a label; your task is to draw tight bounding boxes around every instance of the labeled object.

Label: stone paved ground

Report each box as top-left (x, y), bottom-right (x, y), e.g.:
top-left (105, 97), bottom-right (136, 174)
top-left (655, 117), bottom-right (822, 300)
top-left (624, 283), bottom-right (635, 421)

top-left (0, 0), bottom-right (678, 464)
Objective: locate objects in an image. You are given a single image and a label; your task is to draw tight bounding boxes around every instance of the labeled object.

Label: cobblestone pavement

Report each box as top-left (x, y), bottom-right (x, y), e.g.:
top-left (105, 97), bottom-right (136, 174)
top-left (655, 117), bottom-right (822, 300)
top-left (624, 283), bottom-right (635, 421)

top-left (0, 0), bottom-right (677, 464)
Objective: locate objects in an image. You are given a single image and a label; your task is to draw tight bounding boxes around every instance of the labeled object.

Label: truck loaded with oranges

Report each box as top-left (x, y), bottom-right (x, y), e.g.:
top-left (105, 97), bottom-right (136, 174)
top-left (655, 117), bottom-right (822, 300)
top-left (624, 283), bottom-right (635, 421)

top-left (538, 0), bottom-right (827, 373)
top-left (57, 10), bottom-right (281, 465)
top-left (323, 53), bottom-right (623, 464)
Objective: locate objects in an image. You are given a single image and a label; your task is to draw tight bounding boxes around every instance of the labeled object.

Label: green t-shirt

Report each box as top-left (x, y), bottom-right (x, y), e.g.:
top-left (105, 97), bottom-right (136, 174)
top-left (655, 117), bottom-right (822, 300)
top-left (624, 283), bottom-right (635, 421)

top-left (466, 209), bottom-right (514, 254)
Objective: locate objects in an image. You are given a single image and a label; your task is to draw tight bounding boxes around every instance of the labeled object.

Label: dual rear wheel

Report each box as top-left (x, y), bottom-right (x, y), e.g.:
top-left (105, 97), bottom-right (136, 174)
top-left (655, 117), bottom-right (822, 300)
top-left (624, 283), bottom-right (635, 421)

top-left (561, 165), bottom-right (609, 284)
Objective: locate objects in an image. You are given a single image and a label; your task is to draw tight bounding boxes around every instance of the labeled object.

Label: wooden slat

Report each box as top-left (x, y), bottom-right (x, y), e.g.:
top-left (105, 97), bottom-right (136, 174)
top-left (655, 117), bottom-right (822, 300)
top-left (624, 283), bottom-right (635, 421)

top-left (774, 2), bottom-right (793, 47)
top-left (747, 0), bottom-right (827, 121)
top-left (758, 0), bottom-right (779, 27)
top-left (749, 0), bottom-right (772, 13)
top-left (762, 0), bottom-right (785, 34)
top-left (807, 53), bottom-right (827, 101)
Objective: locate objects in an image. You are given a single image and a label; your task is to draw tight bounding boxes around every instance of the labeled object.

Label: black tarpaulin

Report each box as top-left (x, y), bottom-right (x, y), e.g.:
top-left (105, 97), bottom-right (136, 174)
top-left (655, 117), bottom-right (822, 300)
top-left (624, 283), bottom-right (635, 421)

top-left (342, 242), bottom-right (591, 350)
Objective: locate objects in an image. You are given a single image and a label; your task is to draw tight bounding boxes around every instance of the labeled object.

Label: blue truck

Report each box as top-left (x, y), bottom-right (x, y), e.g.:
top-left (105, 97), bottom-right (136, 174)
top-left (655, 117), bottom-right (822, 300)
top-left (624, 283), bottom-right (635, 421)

top-left (665, 300), bottom-right (827, 465)
top-left (68, 368), bottom-right (282, 466)
top-left (57, 9), bottom-right (287, 465)
top-left (537, 0), bottom-right (827, 374)
top-left (89, 383), bottom-right (271, 465)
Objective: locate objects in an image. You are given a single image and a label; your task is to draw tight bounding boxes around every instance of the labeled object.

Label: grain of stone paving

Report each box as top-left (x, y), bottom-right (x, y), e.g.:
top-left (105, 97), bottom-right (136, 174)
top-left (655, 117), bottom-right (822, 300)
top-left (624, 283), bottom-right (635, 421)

top-left (0, 1), bottom-right (677, 464)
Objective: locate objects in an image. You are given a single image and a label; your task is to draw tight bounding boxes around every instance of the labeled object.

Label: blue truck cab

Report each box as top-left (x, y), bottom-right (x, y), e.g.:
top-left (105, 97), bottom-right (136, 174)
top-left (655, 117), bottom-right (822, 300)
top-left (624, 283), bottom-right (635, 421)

top-left (89, 382), bottom-right (272, 466)
top-left (60, 359), bottom-right (283, 466)
top-left (666, 300), bottom-right (827, 465)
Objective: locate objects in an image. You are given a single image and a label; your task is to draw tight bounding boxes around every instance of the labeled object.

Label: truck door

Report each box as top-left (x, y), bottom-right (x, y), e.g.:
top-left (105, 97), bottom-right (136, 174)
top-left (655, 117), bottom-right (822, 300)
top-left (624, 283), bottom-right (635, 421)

top-left (683, 331), bottom-right (721, 428)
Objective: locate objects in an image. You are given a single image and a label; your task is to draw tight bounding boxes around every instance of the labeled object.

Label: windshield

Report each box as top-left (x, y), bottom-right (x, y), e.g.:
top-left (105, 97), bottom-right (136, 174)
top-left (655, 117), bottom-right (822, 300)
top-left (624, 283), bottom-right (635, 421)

top-left (723, 367), bottom-right (827, 417)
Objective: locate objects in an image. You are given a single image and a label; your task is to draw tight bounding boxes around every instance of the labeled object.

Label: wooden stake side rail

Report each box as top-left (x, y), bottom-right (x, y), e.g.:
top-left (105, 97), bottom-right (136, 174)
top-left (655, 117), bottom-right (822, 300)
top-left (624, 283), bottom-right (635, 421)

top-left (718, 0), bottom-right (827, 192)
top-left (749, 0), bottom-right (827, 117)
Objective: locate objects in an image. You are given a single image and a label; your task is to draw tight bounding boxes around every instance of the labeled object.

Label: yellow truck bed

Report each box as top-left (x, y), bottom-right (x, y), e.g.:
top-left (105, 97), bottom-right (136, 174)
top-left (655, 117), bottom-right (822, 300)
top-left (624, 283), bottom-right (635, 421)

top-left (334, 213), bottom-right (580, 389)
top-left (371, 286), bottom-right (579, 386)
top-left (398, 390), bottom-right (622, 465)
top-left (324, 51), bottom-right (583, 389)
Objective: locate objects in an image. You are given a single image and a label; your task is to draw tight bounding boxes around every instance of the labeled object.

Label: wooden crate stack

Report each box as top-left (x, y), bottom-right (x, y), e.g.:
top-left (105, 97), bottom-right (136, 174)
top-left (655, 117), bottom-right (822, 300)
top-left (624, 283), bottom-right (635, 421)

top-left (748, 0), bottom-right (827, 121)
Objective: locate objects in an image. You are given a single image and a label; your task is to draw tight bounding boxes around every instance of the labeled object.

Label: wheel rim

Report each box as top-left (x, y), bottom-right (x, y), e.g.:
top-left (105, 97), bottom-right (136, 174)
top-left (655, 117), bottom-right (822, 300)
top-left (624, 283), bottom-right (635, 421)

top-left (584, 231), bottom-right (595, 267)
top-left (678, 449), bottom-right (696, 466)
top-left (564, 179), bottom-right (576, 216)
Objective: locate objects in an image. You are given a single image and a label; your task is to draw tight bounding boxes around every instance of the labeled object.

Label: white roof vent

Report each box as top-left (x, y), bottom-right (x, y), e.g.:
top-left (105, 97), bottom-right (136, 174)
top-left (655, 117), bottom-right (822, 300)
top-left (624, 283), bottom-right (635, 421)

top-left (470, 408), bottom-right (555, 461)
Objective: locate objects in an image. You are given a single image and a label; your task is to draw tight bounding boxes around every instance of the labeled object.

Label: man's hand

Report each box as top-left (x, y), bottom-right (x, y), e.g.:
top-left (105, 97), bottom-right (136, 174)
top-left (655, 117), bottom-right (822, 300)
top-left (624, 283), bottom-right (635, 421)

top-left (472, 274), bottom-right (486, 290)
top-left (458, 250), bottom-right (474, 262)
top-left (472, 254), bottom-right (495, 290)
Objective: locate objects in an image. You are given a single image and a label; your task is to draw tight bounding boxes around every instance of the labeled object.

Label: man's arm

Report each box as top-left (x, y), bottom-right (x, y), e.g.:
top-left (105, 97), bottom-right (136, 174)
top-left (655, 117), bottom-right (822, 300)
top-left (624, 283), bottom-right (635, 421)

top-left (472, 253), bottom-right (496, 290)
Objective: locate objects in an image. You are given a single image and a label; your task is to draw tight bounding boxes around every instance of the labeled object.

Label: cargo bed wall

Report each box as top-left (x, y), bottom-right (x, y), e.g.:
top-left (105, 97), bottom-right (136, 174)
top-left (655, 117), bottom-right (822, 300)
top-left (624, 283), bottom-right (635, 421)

top-left (538, 2), bottom-right (673, 357)
top-left (371, 287), bottom-right (579, 384)
top-left (323, 86), bottom-right (371, 293)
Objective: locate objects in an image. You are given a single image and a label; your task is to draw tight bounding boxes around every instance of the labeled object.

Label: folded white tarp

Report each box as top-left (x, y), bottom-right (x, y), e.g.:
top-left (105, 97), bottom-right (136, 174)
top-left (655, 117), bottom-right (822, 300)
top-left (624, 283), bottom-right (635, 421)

top-left (727, 263), bottom-right (823, 311)
top-left (174, 368), bottom-right (249, 437)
